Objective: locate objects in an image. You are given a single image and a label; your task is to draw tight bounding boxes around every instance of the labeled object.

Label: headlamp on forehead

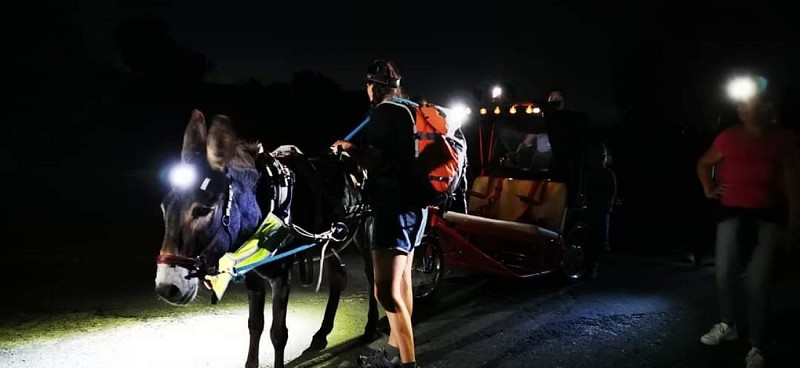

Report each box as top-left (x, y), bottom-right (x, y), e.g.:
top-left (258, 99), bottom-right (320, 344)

top-left (169, 163), bottom-right (198, 189)
top-left (365, 59), bottom-right (401, 88)
top-left (727, 75), bottom-right (768, 102)
top-left (365, 73), bottom-right (400, 88)
top-left (168, 163), bottom-right (227, 193)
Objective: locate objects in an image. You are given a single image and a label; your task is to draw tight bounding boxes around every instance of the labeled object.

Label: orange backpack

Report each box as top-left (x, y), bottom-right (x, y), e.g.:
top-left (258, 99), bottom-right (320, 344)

top-left (382, 98), bottom-right (468, 203)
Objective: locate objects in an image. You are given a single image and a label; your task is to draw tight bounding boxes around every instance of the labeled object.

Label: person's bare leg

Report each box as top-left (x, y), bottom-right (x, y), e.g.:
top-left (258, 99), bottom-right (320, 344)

top-left (403, 248), bottom-right (415, 316)
top-left (387, 248), bottom-right (415, 349)
top-left (373, 250), bottom-right (415, 364)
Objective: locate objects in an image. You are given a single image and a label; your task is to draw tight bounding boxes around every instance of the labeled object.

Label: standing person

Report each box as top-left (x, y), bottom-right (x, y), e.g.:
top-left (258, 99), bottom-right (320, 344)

top-left (696, 84), bottom-right (799, 368)
top-left (583, 142), bottom-right (617, 279)
top-left (547, 88), bottom-right (566, 111)
top-left (333, 59), bottom-right (426, 368)
top-left (545, 87), bottom-right (614, 277)
top-left (513, 88), bottom-right (564, 170)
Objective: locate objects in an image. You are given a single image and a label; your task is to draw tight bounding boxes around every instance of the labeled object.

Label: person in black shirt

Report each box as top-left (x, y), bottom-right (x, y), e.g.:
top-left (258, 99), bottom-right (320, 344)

top-left (333, 59), bottom-right (426, 368)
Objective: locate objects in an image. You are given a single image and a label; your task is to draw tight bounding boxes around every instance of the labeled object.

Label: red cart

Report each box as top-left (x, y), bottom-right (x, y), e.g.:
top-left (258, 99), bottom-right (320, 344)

top-left (412, 101), bottom-right (592, 300)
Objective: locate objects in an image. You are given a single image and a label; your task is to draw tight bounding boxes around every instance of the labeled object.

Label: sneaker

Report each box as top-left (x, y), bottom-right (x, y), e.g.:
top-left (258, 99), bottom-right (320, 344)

top-left (357, 349), bottom-right (400, 368)
top-left (700, 322), bottom-right (738, 345)
top-left (745, 347), bottom-right (764, 368)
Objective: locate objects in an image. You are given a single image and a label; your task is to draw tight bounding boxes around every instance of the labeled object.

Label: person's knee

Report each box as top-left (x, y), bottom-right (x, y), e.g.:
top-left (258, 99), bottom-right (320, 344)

top-left (375, 280), bottom-right (399, 312)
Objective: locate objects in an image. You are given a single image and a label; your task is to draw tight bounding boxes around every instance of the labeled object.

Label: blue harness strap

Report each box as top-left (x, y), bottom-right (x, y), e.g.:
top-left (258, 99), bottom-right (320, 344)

top-left (232, 241), bottom-right (317, 276)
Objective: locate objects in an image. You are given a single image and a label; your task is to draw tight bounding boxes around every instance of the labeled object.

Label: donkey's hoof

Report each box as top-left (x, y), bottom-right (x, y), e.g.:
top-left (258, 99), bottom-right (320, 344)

top-left (307, 336), bottom-right (328, 352)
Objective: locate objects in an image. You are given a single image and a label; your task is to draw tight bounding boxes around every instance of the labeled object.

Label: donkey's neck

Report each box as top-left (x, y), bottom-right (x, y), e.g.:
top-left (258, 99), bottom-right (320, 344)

top-left (228, 165), bottom-right (260, 190)
top-left (227, 165), bottom-right (263, 245)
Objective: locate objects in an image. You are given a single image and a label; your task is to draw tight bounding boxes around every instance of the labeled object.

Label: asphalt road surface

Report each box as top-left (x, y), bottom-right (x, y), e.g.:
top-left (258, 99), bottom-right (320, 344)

top-left (2, 249), bottom-right (799, 368)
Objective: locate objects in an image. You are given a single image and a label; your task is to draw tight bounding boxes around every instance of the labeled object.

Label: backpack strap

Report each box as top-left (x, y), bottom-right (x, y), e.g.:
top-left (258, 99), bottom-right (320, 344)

top-left (387, 96), bottom-right (419, 107)
top-left (415, 132), bottom-right (439, 140)
top-left (379, 98), bottom-right (420, 157)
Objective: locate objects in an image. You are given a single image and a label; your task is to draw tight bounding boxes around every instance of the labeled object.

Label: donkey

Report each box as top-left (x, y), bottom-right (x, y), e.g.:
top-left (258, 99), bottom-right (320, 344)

top-left (154, 110), bottom-right (379, 368)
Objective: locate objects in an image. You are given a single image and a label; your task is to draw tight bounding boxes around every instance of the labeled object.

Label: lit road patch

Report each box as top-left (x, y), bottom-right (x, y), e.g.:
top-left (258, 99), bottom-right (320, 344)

top-left (0, 295), bottom-right (372, 368)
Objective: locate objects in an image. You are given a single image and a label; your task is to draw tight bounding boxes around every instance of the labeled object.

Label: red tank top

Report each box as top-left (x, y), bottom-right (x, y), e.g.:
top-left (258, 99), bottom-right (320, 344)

top-left (713, 126), bottom-right (796, 209)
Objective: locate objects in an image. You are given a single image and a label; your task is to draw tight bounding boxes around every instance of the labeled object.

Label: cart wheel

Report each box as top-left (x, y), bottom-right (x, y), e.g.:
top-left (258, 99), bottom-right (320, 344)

top-left (412, 235), bottom-right (444, 301)
top-left (561, 222), bottom-right (588, 280)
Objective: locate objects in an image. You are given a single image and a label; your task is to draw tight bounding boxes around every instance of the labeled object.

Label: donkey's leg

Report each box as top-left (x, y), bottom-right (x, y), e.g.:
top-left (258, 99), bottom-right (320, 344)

top-left (360, 217), bottom-right (381, 340)
top-left (362, 245), bottom-right (380, 339)
top-left (269, 262), bottom-right (292, 368)
top-left (309, 253), bottom-right (347, 351)
top-left (244, 274), bottom-right (267, 368)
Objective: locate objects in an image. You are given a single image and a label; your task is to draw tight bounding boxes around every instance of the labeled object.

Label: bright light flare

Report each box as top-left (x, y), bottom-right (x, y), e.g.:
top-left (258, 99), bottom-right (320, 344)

top-left (445, 102), bottom-right (470, 131)
top-left (492, 86), bottom-right (502, 99)
top-left (727, 76), bottom-right (757, 102)
top-left (169, 163), bottom-right (197, 189)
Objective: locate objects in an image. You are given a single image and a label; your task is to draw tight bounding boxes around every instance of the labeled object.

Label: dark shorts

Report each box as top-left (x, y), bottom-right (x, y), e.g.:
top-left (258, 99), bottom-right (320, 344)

top-left (371, 207), bottom-right (429, 254)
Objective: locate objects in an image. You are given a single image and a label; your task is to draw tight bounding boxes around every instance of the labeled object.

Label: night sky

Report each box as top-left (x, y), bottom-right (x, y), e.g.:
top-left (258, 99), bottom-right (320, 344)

top-left (11, 1), bottom-right (798, 121)
top-left (4, 0), bottom-right (799, 256)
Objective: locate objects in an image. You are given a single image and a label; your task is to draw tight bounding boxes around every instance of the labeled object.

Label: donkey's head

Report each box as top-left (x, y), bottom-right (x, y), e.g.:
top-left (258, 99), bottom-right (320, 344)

top-left (155, 110), bottom-right (262, 305)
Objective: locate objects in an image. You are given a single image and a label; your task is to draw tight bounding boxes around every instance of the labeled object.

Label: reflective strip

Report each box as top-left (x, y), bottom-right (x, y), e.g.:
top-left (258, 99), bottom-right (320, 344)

top-left (236, 242), bottom-right (317, 275)
top-left (413, 207), bottom-right (429, 247)
top-left (200, 178), bottom-right (211, 191)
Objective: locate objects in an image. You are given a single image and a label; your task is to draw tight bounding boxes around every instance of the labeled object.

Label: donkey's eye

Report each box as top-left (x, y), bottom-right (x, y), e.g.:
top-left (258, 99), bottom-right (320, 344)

top-left (192, 206), bottom-right (214, 219)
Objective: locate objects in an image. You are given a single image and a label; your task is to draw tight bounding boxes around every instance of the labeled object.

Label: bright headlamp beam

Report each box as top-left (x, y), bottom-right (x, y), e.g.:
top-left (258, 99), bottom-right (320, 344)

top-left (491, 86), bottom-right (502, 99)
top-left (169, 164), bottom-right (197, 189)
top-left (727, 76), bottom-right (757, 102)
top-left (446, 102), bottom-right (469, 131)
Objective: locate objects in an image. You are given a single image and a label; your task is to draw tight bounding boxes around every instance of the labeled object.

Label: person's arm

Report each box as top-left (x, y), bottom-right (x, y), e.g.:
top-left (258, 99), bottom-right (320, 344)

top-left (331, 140), bottom-right (381, 171)
top-left (331, 105), bottom-right (397, 171)
top-left (697, 144), bottom-right (726, 199)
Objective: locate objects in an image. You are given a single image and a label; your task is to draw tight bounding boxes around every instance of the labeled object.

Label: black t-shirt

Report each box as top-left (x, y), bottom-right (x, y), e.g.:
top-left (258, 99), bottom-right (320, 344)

top-left (362, 101), bottom-right (426, 210)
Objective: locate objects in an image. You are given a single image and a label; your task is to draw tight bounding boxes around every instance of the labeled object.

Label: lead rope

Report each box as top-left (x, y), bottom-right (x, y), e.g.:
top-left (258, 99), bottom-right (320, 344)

top-left (289, 223), bottom-right (347, 292)
top-left (315, 239), bottom-right (331, 292)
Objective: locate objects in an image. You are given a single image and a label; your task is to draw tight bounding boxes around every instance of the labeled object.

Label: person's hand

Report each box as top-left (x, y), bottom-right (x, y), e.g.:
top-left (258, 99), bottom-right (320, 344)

top-left (331, 140), bottom-right (353, 152)
top-left (704, 184), bottom-right (728, 200)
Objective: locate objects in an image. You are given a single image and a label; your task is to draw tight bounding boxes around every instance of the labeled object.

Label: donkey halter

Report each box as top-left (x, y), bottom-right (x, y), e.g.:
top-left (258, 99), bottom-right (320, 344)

top-left (156, 172), bottom-right (234, 278)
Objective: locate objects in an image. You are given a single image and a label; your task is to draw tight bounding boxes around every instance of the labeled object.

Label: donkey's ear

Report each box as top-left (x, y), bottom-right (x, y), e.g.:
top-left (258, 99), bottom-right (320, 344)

top-left (206, 115), bottom-right (237, 171)
top-left (181, 109), bottom-right (208, 162)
